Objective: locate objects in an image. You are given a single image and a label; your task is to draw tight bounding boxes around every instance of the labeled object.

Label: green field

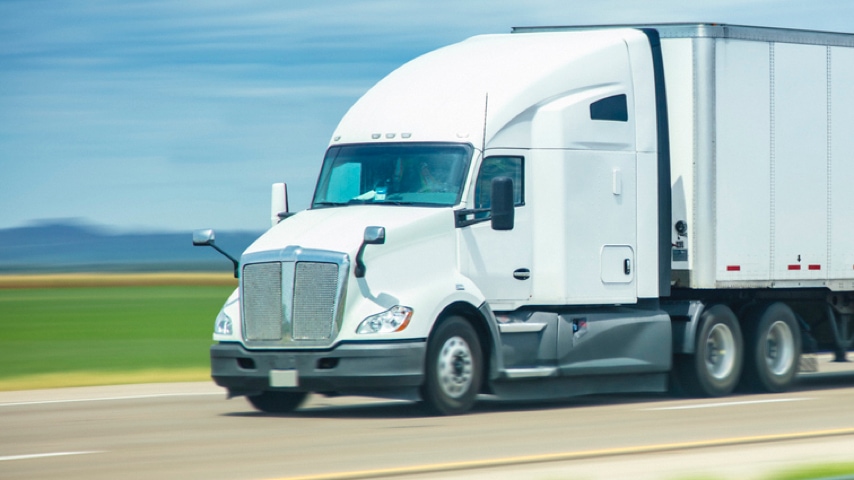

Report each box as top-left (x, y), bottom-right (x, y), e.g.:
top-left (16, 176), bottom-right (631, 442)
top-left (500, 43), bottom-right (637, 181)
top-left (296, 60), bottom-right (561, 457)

top-left (0, 280), bottom-right (235, 390)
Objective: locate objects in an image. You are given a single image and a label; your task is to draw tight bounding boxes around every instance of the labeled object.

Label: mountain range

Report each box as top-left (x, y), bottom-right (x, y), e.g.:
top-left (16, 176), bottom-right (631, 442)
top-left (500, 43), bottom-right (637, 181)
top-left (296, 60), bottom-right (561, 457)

top-left (0, 220), bottom-right (263, 273)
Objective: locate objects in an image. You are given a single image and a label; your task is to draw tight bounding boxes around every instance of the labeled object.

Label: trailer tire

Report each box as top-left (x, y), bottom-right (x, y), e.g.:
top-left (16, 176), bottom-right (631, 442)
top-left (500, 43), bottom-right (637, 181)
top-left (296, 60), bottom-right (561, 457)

top-left (673, 304), bottom-right (743, 397)
top-left (247, 391), bottom-right (307, 414)
top-left (741, 302), bottom-right (801, 393)
top-left (421, 316), bottom-right (482, 416)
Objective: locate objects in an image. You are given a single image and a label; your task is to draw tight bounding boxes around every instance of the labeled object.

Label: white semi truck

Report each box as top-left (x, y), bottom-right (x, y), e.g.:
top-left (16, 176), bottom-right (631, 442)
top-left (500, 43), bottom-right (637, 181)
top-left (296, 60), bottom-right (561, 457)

top-left (195, 23), bottom-right (854, 415)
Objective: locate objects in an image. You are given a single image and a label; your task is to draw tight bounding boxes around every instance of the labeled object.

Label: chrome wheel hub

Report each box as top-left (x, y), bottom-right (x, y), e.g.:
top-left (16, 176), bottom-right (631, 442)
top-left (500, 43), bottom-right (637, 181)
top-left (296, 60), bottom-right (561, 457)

top-left (437, 335), bottom-right (473, 398)
top-left (706, 323), bottom-right (736, 380)
top-left (765, 320), bottom-right (795, 376)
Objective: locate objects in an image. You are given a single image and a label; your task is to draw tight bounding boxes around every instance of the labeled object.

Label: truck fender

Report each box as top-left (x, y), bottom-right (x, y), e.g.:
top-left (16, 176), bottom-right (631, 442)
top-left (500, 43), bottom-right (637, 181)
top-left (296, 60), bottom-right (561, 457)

top-left (663, 300), bottom-right (706, 354)
top-left (478, 302), bottom-right (507, 382)
top-left (424, 276), bottom-right (504, 386)
top-left (425, 299), bottom-right (504, 387)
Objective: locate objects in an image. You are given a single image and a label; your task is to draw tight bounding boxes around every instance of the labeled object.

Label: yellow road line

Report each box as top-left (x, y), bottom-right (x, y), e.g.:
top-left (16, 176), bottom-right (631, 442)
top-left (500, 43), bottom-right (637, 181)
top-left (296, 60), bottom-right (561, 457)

top-left (274, 427), bottom-right (854, 480)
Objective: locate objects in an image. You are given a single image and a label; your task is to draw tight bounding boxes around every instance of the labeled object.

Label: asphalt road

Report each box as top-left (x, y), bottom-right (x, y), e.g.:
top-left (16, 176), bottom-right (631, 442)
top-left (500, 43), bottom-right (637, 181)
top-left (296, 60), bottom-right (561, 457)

top-left (2, 361), bottom-right (854, 480)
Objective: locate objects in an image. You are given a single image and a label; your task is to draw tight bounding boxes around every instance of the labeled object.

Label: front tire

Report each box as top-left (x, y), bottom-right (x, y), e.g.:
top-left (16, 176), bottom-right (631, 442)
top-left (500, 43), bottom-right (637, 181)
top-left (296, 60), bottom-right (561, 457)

top-left (741, 302), bottom-right (801, 393)
top-left (673, 304), bottom-right (743, 397)
top-left (421, 316), bottom-right (483, 415)
top-left (247, 391), bottom-right (308, 414)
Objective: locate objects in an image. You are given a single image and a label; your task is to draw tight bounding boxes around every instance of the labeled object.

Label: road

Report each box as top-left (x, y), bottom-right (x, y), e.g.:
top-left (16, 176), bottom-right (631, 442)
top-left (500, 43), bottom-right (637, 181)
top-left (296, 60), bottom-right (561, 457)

top-left (2, 361), bottom-right (854, 480)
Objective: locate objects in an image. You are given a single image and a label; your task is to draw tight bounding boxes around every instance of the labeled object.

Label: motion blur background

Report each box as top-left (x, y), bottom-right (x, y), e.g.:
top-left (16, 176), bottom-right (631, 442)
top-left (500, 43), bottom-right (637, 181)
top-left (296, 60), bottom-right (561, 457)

top-left (3, 1), bottom-right (854, 270)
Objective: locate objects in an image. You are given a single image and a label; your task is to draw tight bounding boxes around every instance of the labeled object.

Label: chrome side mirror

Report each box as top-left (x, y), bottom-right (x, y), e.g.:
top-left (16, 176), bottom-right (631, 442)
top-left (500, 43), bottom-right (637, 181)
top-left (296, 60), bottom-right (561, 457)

top-left (354, 226), bottom-right (386, 278)
top-left (192, 229), bottom-right (239, 278)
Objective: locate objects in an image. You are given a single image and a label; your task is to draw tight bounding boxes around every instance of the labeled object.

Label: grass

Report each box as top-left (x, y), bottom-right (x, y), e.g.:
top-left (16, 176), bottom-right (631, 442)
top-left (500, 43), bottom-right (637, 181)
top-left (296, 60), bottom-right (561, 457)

top-left (672, 463), bottom-right (854, 480)
top-left (765, 462), bottom-right (854, 479)
top-left (0, 275), bottom-right (236, 391)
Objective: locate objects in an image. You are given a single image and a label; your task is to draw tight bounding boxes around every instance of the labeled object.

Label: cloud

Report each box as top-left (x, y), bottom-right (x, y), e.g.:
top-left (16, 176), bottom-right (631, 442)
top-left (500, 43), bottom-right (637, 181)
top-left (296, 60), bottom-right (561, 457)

top-left (2, 0), bottom-right (853, 230)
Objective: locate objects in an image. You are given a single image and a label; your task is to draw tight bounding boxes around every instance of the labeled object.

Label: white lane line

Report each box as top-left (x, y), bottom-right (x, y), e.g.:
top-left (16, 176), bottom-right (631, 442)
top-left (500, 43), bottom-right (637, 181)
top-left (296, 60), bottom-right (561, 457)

top-left (641, 397), bottom-right (813, 411)
top-left (0, 451), bottom-right (104, 462)
top-left (0, 392), bottom-right (222, 407)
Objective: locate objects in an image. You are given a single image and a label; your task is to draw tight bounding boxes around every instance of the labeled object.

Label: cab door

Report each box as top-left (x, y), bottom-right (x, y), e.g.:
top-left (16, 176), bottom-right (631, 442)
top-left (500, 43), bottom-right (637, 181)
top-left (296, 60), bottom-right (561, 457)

top-left (562, 148), bottom-right (638, 304)
top-left (458, 153), bottom-right (532, 307)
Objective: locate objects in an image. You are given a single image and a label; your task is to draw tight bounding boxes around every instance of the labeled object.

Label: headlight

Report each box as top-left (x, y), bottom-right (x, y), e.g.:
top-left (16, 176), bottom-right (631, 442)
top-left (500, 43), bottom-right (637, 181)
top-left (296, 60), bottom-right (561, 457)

top-left (214, 310), bottom-right (233, 336)
top-left (356, 306), bottom-right (412, 334)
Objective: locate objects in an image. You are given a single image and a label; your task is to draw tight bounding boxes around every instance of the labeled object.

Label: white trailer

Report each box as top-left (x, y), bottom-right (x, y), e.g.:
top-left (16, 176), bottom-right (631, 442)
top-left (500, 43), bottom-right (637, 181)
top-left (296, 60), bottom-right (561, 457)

top-left (196, 23), bottom-right (854, 415)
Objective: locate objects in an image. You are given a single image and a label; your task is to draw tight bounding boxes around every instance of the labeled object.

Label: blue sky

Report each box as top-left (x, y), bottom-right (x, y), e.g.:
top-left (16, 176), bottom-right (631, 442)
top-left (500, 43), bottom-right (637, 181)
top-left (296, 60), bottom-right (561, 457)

top-left (2, 1), bottom-right (852, 233)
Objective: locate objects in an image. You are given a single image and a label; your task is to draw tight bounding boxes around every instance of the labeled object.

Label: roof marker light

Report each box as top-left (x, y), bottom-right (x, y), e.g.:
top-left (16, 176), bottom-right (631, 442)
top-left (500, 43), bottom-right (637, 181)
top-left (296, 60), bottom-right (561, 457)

top-left (371, 133), bottom-right (381, 139)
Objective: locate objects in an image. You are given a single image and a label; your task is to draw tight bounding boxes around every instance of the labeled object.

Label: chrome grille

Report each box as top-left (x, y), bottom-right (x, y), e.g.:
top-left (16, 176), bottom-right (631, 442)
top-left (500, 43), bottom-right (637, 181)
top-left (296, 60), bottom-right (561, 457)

top-left (242, 262), bottom-right (283, 341)
top-left (241, 252), bottom-right (346, 347)
top-left (292, 262), bottom-right (339, 340)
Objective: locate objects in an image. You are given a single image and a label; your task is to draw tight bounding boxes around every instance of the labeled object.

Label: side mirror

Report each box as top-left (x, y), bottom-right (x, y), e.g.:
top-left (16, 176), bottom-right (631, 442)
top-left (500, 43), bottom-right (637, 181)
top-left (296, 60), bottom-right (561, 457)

top-left (363, 226), bottom-right (386, 245)
top-left (192, 229), bottom-right (240, 278)
top-left (271, 183), bottom-right (290, 227)
top-left (354, 226), bottom-right (386, 278)
top-left (192, 229), bottom-right (216, 246)
top-left (491, 176), bottom-right (515, 231)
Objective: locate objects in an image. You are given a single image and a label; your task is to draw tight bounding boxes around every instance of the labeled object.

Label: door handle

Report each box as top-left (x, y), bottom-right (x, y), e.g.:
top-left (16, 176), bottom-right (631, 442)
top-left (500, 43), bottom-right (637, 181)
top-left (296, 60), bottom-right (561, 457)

top-left (513, 268), bottom-right (531, 280)
top-left (623, 259), bottom-right (631, 275)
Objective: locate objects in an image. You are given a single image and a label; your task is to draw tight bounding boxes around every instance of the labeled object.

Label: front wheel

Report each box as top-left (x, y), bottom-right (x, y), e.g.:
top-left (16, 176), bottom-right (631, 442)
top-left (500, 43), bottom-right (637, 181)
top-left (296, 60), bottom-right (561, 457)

top-left (741, 302), bottom-right (801, 393)
top-left (247, 391), bottom-right (308, 414)
top-left (673, 304), bottom-right (743, 397)
top-left (421, 316), bottom-right (483, 416)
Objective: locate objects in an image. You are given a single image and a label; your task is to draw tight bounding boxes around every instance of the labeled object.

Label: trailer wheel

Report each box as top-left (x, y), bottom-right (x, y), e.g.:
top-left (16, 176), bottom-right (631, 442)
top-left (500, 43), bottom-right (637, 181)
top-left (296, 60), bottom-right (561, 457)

top-left (673, 304), bottom-right (743, 397)
top-left (741, 303), bottom-right (801, 393)
top-left (421, 316), bottom-right (482, 415)
top-left (247, 391), bottom-right (307, 414)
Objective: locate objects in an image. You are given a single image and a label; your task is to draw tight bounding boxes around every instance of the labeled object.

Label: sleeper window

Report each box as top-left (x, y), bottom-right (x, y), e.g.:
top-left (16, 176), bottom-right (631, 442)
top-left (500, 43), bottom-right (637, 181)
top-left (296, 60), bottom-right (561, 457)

top-left (590, 94), bottom-right (628, 122)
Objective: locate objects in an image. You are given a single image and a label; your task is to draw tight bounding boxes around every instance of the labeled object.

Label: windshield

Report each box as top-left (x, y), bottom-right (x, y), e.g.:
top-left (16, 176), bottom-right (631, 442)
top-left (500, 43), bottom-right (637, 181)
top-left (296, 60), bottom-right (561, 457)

top-left (312, 143), bottom-right (473, 208)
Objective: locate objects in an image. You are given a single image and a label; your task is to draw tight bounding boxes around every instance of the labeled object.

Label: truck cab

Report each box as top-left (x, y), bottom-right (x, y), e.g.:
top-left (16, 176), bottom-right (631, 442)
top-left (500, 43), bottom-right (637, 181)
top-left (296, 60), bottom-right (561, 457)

top-left (205, 28), bottom-right (677, 415)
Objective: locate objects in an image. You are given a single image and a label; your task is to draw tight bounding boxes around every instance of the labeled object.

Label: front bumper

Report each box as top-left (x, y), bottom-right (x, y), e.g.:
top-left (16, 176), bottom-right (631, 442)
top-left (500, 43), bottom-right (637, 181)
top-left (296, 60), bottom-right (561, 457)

top-left (211, 340), bottom-right (426, 397)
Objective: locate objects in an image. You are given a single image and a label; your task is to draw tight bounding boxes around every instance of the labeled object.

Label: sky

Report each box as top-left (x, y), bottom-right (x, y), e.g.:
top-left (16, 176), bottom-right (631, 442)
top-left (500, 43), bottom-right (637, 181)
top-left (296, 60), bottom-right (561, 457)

top-left (2, 0), bottom-right (853, 233)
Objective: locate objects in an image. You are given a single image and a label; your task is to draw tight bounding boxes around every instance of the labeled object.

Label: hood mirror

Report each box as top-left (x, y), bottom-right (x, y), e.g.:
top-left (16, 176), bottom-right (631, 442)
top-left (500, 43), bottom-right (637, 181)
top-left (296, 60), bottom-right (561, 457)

top-left (355, 226), bottom-right (386, 278)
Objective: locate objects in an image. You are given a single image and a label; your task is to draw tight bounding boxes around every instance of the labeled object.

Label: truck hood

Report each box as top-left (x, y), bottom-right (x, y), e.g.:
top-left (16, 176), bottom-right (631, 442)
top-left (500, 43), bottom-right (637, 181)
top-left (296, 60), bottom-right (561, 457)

top-left (243, 206), bottom-right (454, 260)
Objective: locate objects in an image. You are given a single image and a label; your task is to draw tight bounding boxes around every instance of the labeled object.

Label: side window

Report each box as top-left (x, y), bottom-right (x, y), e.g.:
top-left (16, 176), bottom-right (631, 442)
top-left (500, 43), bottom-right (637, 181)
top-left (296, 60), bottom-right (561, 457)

top-left (474, 156), bottom-right (524, 210)
top-left (590, 94), bottom-right (628, 122)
